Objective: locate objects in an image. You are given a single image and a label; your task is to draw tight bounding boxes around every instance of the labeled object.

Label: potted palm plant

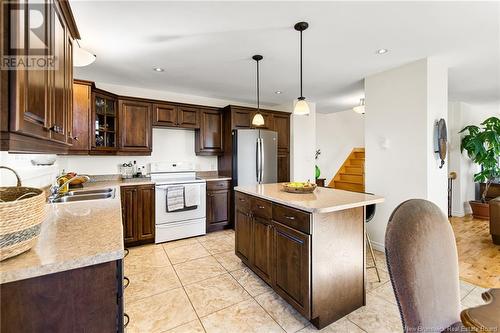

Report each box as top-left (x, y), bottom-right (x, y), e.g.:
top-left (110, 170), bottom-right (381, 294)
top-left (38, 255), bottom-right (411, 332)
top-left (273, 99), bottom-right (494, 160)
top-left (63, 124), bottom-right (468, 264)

top-left (460, 116), bottom-right (500, 219)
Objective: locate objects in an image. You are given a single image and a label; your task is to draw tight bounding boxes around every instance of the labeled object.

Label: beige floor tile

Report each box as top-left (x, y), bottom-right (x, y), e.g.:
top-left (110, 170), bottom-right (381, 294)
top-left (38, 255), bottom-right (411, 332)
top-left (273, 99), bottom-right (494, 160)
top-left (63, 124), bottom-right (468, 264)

top-left (459, 280), bottom-right (477, 300)
top-left (163, 319), bottom-right (205, 333)
top-left (365, 267), bottom-right (389, 292)
top-left (125, 246), bottom-right (171, 275)
top-left (200, 237), bottom-right (234, 255)
top-left (369, 281), bottom-right (397, 305)
top-left (165, 242), bottom-right (211, 264)
top-left (125, 265), bottom-right (181, 305)
top-left (230, 267), bottom-right (273, 297)
top-left (255, 291), bottom-right (309, 333)
top-left (196, 231), bottom-right (231, 243)
top-left (125, 288), bottom-right (197, 333)
top-left (162, 237), bottom-right (200, 250)
top-left (213, 250), bottom-right (245, 271)
top-left (347, 294), bottom-right (403, 333)
top-left (201, 298), bottom-right (284, 333)
top-left (297, 317), bottom-right (366, 333)
top-left (173, 256), bottom-right (226, 285)
top-left (184, 273), bottom-right (251, 317)
top-left (461, 286), bottom-right (489, 308)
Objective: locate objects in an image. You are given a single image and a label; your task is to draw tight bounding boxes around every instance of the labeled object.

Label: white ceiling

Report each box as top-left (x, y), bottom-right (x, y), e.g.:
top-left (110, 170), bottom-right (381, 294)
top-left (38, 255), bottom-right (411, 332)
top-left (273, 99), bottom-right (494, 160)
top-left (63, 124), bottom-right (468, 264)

top-left (71, 1), bottom-right (500, 113)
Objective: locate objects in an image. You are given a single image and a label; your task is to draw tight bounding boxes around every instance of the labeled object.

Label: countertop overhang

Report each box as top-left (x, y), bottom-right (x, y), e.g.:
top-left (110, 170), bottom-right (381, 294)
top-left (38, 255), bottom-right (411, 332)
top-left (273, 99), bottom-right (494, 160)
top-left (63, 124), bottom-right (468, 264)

top-left (235, 183), bottom-right (384, 213)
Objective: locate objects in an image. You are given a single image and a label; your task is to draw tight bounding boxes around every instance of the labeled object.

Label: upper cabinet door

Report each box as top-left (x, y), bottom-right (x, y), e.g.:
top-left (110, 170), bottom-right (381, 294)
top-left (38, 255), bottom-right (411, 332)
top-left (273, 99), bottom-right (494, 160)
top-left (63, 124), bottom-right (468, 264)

top-left (232, 109), bottom-right (252, 128)
top-left (118, 99), bottom-right (152, 152)
top-left (196, 109), bottom-right (223, 155)
top-left (153, 103), bottom-right (177, 127)
top-left (178, 106), bottom-right (200, 128)
top-left (50, 4), bottom-right (68, 143)
top-left (70, 81), bottom-right (91, 153)
top-left (273, 113), bottom-right (290, 152)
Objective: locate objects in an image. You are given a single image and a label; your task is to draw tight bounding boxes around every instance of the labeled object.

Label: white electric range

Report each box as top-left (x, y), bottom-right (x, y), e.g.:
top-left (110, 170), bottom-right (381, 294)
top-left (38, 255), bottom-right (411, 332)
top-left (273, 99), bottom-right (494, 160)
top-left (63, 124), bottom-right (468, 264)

top-left (149, 162), bottom-right (206, 243)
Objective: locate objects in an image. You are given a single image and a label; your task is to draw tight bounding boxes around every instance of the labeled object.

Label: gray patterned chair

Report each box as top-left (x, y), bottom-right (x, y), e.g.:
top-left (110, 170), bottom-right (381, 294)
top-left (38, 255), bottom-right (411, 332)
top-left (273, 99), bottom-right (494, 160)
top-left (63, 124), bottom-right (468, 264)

top-left (385, 199), bottom-right (467, 333)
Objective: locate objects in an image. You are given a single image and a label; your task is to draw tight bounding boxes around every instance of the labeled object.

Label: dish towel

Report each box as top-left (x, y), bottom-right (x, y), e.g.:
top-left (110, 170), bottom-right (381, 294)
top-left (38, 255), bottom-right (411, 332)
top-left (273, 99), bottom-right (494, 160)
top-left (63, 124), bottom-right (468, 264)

top-left (184, 183), bottom-right (200, 208)
top-left (166, 186), bottom-right (184, 212)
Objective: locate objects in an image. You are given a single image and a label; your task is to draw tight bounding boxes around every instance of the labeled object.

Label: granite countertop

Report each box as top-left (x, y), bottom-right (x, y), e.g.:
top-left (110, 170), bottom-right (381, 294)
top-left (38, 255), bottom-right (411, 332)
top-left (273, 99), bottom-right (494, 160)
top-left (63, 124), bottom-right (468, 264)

top-left (0, 181), bottom-right (128, 284)
top-left (235, 183), bottom-right (384, 213)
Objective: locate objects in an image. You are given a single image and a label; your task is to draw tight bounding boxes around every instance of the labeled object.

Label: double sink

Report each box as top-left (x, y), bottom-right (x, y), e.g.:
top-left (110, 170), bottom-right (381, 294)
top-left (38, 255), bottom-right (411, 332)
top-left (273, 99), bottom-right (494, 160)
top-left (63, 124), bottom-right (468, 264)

top-left (49, 188), bottom-right (115, 203)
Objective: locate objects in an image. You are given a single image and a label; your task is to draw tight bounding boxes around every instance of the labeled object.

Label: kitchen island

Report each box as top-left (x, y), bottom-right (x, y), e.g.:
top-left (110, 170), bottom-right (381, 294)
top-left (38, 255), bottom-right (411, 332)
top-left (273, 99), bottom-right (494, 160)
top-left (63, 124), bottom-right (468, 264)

top-left (234, 183), bottom-right (384, 329)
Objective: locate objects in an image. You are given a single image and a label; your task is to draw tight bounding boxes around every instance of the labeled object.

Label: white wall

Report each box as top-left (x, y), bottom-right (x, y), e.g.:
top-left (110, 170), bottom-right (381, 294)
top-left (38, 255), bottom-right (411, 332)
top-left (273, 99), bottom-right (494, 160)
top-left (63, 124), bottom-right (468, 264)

top-left (448, 101), bottom-right (500, 216)
top-left (315, 110), bottom-right (364, 185)
top-left (365, 58), bottom-right (448, 251)
top-left (277, 101), bottom-right (316, 182)
top-left (58, 128), bottom-right (217, 175)
top-left (0, 152), bottom-right (59, 188)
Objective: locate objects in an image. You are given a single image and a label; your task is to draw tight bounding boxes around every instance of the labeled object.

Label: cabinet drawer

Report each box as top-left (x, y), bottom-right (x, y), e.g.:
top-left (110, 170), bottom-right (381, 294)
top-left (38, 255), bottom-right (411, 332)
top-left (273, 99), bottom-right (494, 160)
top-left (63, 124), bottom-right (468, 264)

top-left (235, 192), bottom-right (251, 213)
top-left (272, 204), bottom-right (310, 234)
top-left (251, 197), bottom-right (272, 219)
top-left (207, 180), bottom-right (230, 191)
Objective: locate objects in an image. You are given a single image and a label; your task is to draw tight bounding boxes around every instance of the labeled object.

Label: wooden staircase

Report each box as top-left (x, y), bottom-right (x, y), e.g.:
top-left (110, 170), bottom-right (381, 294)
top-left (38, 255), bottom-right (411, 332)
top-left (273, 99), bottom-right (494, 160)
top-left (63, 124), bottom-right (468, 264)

top-left (328, 148), bottom-right (365, 192)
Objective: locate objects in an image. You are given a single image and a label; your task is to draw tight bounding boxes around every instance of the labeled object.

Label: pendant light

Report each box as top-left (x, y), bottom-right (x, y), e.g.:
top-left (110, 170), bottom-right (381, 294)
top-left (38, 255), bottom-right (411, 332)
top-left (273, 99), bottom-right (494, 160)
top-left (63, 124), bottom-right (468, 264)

top-left (353, 98), bottom-right (365, 114)
top-left (293, 21), bottom-right (310, 115)
top-left (73, 40), bottom-right (96, 67)
top-left (251, 55), bottom-right (265, 126)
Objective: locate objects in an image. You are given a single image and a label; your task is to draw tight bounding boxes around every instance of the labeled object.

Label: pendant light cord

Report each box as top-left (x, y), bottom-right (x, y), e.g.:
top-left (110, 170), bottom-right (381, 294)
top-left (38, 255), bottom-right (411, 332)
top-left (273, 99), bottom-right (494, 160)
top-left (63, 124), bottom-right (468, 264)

top-left (256, 59), bottom-right (260, 112)
top-left (299, 29), bottom-right (303, 99)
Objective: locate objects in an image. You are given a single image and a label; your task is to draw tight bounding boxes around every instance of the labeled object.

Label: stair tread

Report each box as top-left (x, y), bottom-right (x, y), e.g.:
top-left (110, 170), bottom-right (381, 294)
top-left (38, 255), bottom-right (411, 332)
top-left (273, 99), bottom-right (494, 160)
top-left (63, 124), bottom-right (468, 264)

top-left (334, 180), bottom-right (364, 185)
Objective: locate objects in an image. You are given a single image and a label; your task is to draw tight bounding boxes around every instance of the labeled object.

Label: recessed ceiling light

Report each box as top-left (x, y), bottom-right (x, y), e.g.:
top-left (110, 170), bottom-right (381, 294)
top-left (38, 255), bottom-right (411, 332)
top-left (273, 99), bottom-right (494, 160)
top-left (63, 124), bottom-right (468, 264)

top-left (275, 91), bottom-right (282, 94)
top-left (376, 48), bottom-right (389, 55)
top-left (153, 67), bottom-right (164, 72)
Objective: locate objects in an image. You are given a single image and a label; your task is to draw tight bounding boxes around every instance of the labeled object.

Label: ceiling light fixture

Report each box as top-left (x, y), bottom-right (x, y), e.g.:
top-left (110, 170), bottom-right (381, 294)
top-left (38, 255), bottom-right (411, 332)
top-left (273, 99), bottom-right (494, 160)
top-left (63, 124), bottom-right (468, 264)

top-left (251, 55), bottom-right (265, 127)
top-left (275, 91), bottom-right (282, 94)
top-left (353, 98), bottom-right (365, 114)
top-left (153, 67), bottom-right (165, 72)
top-left (376, 48), bottom-right (388, 55)
top-left (73, 40), bottom-right (96, 67)
top-left (293, 21), bottom-right (310, 115)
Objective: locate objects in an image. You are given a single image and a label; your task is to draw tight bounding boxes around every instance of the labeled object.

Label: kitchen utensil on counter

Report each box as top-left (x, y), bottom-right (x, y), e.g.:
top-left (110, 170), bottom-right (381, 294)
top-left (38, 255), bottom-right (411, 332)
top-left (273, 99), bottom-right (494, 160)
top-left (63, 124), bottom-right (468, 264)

top-left (0, 166), bottom-right (47, 261)
top-left (282, 182), bottom-right (317, 193)
top-left (120, 162), bottom-right (134, 179)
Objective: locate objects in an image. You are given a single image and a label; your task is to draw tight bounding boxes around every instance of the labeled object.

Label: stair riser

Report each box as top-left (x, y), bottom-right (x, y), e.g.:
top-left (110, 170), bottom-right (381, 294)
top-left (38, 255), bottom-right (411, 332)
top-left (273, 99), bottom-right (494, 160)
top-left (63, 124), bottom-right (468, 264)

top-left (334, 181), bottom-right (364, 192)
top-left (353, 152), bottom-right (365, 159)
top-left (340, 174), bottom-right (363, 183)
top-left (345, 167), bottom-right (364, 174)
top-left (349, 159), bottom-right (365, 166)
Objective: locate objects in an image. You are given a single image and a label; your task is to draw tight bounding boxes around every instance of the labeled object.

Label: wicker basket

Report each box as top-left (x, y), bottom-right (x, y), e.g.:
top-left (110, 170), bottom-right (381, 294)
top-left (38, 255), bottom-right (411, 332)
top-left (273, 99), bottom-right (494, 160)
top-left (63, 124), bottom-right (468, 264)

top-left (0, 166), bottom-right (47, 261)
top-left (282, 182), bottom-right (317, 194)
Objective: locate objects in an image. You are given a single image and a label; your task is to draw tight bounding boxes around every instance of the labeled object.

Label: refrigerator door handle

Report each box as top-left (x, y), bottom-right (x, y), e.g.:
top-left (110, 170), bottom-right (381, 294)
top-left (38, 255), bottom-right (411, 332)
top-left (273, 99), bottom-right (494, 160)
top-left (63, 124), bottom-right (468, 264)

top-left (260, 137), bottom-right (265, 182)
top-left (256, 138), bottom-right (261, 183)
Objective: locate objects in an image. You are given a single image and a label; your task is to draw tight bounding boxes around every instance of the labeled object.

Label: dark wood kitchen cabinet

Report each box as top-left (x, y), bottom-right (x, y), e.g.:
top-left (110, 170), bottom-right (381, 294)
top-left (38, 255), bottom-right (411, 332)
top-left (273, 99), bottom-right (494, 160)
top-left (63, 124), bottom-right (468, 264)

top-left (118, 99), bottom-right (152, 154)
top-left (120, 184), bottom-right (155, 246)
top-left (91, 90), bottom-right (118, 153)
top-left (206, 180), bottom-right (231, 232)
top-left (0, 260), bottom-right (124, 333)
top-left (69, 80), bottom-right (93, 154)
top-left (277, 152), bottom-right (290, 183)
top-left (196, 108), bottom-right (224, 155)
top-left (153, 103), bottom-right (200, 129)
top-left (1, 0), bottom-right (80, 153)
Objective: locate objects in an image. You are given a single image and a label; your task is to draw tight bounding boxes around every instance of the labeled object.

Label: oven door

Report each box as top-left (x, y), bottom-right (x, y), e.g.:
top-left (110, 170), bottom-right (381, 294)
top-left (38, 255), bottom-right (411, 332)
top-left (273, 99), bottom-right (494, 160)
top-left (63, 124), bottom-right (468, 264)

top-left (155, 183), bottom-right (206, 225)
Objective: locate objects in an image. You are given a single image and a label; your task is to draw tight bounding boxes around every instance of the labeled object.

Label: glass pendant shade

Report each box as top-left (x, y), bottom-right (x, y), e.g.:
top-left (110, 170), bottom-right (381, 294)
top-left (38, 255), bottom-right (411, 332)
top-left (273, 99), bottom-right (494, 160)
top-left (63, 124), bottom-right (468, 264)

top-left (73, 46), bottom-right (96, 67)
top-left (294, 98), bottom-right (310, 115)
top-left (252, 112), bottom-right (265, 126)
top-left (353, 98), bottom-right (365, 114)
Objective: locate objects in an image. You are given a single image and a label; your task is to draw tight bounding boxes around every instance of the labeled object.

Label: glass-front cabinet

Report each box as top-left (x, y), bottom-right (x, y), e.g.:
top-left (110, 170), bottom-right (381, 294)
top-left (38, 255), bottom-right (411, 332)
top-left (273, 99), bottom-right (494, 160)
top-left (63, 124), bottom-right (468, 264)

top-left (92, 91), bottom-right (118, 152)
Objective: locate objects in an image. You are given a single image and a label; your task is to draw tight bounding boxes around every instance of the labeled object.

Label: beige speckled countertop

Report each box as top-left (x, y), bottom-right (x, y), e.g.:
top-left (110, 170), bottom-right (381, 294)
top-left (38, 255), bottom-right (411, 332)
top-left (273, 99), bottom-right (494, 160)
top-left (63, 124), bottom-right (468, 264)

top-left (0, 181), bottom-right (136, 284)
top-left (235, 183), bottom-right (384, 213)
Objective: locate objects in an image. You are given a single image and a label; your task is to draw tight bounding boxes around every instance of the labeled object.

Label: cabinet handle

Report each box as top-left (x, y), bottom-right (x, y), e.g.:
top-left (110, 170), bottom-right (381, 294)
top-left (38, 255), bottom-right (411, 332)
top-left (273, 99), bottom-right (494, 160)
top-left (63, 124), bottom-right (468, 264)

top-left (124, 313), bottom-right (130, 328)
top-left (123, 276), bottom-right (130, 289)
top-left (238, 198), bottom-right (245, 202)
top-left (257, 205), bottom-right (265, 209)
top-left (49, 125), bottom-right (62, 133)
top-left (285, 216), bottom-right (295, 220)
top-left (73, 136), bottom-right (79, 141)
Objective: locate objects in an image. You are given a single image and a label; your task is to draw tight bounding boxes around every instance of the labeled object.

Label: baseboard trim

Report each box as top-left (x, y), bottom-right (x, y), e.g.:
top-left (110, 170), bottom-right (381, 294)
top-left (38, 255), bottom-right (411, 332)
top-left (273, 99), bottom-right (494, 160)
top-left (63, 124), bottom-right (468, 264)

top-left (369, 239), bottom-right (385, 252)
top-left (451, 210), bottom-right (465, 217)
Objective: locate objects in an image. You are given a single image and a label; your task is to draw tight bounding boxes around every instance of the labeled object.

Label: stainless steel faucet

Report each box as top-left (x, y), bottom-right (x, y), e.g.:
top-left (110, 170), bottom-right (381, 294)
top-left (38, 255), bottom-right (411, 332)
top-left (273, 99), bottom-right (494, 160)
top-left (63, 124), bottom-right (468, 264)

top-left (49, 175), bottom-right (90, 197)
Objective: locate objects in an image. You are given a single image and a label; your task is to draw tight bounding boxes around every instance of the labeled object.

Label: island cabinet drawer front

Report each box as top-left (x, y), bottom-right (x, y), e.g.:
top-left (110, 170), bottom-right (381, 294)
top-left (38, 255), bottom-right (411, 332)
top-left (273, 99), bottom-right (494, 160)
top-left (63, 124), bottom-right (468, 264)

top-left (272, 204), bottom-right (311, 234)
top-left (251, 197), bottom-right (272, 219)
top-left (235, 192), bottom-right (251, 212)
top-left (207, 180), bottom-right (230, 191)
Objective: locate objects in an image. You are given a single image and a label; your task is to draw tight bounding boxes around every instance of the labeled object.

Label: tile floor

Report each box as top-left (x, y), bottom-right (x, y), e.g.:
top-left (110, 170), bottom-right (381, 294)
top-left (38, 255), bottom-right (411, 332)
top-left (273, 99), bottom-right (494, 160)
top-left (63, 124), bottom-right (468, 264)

top-left (124, 229), bottom-right (488, 333)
